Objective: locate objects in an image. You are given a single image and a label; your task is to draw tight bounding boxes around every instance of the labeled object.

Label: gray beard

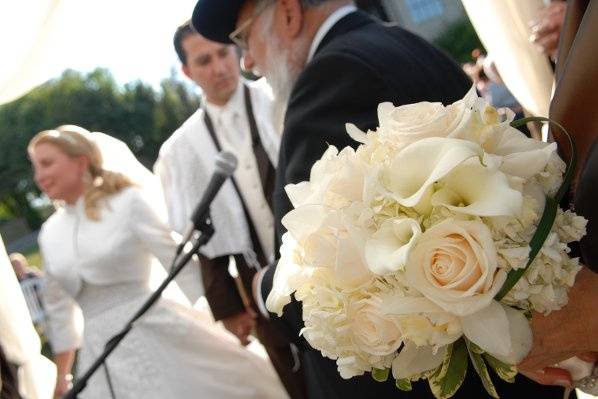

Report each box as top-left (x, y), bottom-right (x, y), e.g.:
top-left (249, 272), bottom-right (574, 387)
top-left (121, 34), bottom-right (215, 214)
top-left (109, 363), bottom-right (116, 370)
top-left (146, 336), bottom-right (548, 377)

top-left (262, 41), bottom-right (303, 133)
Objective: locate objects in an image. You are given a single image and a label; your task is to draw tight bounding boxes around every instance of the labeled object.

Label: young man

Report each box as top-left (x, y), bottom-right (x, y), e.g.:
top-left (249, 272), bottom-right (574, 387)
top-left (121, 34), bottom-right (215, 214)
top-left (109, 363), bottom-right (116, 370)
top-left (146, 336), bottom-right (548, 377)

top-left (154, 21), bottom-right (305, 399)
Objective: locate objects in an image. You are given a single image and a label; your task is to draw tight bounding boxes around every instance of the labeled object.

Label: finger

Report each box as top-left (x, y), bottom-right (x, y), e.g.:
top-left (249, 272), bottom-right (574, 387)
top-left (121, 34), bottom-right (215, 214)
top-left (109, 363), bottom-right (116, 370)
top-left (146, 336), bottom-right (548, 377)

top-left (246, 307), bottom-right (258, 319)
top-left (520, 367), bottom-right (572, 387)
top-left (519, 352), bottom-right (576, 371)
top-left (535, 32), bottom-right (560, 48)
top-left (577, 352), bottom-right (598, 363)
top-left (239, 333), bottom-right (251, 346)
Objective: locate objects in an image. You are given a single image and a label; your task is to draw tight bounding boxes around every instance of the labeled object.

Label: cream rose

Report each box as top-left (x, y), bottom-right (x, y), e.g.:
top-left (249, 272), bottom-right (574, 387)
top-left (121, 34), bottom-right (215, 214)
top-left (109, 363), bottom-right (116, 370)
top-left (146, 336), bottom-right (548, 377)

top-left (374, 86), bottom-right (479, 148)
top-left (348, 296), bottom-right (404, 357)
top-left (405, 219), bottom-right (507, 316)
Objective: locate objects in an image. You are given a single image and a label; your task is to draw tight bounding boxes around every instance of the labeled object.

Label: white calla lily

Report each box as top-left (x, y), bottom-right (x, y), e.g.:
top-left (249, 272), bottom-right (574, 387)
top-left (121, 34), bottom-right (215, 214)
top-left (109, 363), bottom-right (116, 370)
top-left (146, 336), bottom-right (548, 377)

top-left (482, 126), bottom-right (558, 179)
top-left (431, 159), bottom-right (523, 217)
top-left (365, 218), bottom-right (421, 275)
top-left (384, 137), bottom-right (483, 209)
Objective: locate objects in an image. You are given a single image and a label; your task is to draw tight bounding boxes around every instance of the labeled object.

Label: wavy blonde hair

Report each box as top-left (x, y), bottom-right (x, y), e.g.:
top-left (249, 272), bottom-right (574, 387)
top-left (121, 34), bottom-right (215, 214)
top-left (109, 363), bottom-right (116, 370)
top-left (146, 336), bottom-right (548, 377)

top-left (28, 125), bottom-right (133, 220)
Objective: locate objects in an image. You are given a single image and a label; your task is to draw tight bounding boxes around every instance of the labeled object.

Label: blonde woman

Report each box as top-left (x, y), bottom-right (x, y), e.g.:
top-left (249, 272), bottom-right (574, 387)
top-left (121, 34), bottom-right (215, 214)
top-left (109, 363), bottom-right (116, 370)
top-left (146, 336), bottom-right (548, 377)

top-left (29, 126), bottom-right (287, 399)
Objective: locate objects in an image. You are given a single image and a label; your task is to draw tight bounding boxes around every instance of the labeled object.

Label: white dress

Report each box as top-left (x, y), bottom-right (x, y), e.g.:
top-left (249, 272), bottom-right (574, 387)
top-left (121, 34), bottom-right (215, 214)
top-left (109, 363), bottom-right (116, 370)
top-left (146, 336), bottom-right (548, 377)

top-left (38, 187), bottom-right (288, 399)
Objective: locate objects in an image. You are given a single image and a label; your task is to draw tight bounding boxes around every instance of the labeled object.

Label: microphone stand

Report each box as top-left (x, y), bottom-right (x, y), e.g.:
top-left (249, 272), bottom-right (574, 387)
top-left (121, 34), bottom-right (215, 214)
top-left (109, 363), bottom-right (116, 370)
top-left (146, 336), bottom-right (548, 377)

top-left (62, 219), bottom-right (215, 399)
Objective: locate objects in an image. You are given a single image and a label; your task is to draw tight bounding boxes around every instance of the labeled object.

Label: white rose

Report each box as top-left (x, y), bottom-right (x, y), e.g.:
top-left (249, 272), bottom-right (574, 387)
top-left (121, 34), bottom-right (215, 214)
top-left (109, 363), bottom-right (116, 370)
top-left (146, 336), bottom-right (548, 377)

top-left (346, 296), bottom-right (405, 357)
top-left (374, 86), bottom-right (479, 148)
top-left (405, 219), bottom-right (507, 316)
top-left (266, 233), bottom-right (312, 316)
top-left (365, 217), bottom-right (421, 275)
top-left (285, 145), bottom-right (369, 210)
top-left (282, 205), bottom-right (373, 289)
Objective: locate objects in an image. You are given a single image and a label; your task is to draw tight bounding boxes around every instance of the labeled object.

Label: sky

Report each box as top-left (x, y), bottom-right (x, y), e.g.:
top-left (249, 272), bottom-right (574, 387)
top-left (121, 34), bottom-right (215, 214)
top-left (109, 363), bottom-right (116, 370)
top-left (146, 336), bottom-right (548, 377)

top-left (1, 0), bottom-right (201, 100)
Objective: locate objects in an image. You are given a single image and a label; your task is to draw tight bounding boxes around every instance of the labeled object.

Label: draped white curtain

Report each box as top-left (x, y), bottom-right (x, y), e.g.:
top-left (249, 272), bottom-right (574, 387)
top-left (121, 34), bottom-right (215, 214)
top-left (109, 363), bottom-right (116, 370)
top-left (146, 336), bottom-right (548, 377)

top-left (461, 0), bottom-right (554, 117)
top-left (0, 0), bottom-right (69, 105)
top-left (0, 0), bottom-right (197, 106)
top-left (0, 235), bottom-right (56, 399)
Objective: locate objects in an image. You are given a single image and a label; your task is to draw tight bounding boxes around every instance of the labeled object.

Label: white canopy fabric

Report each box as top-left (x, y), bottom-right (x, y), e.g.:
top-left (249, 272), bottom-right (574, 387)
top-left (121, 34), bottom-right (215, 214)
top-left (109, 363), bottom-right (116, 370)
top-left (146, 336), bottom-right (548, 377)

top-left (461, 0), bottom-right (555, 117)
top-left (0, 0), bottom-right (197, 105)
top-left (0, 235), bottom-right (56, 399)
top-left (0, 0), bottom-right (69, 105)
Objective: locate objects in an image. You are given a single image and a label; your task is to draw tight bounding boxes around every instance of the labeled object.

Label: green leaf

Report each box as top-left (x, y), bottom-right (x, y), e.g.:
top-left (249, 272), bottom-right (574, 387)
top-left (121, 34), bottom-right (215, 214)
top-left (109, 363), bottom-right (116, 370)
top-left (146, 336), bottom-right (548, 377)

top-left (466, 340), bottom-right (499, 398)
top-left (497, 116), bottom-right (577, 301)
top-left (371, 368), bottom-right (390, 382)
top-left (496, 196), bottom-right (558, 300)
top-left (467, 341), bottom-right (485, 355)
top-left (483, 354), bottom-right (517, 383)
top-left (395, 378), bottom-right (413, 391)
top-left (428, 339), bottom-right (468, 399)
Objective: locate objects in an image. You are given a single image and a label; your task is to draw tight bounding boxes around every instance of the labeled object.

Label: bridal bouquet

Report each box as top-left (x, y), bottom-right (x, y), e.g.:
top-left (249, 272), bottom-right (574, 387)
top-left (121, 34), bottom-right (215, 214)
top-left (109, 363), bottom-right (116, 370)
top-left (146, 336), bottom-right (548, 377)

top-left (266, 87), bottom-right (586, 398)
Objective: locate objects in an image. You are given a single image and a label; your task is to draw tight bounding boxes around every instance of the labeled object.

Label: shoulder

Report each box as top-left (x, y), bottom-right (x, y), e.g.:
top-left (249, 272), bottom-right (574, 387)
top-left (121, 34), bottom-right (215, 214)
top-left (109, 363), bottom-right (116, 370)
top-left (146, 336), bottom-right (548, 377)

top-left (158, 107), bottom-right (204, 157)
top-left (246, 78), bottom-right (274, 102)
top-left (303, 20), bottom-right (469, 107)
top-left (318, 20), bottom-right (428, 62)
top-left (39, 208), bottom-right (66, 243)
top-left (106, 186), bottom-right (144, 209)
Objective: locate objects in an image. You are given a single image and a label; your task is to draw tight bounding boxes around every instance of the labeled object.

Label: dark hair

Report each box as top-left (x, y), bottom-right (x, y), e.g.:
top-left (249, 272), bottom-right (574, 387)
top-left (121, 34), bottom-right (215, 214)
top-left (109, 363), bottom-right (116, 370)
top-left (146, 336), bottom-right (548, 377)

top-left (173, 20), bottom-right (197, 65)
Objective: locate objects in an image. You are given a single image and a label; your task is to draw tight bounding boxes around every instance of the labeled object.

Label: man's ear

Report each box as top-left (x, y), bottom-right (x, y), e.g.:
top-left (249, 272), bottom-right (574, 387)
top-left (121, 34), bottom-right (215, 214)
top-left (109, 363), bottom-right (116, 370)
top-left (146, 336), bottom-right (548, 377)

top-left (278, 0), bottom-right (303, 39)
top-left (182, 64), bottom-right (192, 79)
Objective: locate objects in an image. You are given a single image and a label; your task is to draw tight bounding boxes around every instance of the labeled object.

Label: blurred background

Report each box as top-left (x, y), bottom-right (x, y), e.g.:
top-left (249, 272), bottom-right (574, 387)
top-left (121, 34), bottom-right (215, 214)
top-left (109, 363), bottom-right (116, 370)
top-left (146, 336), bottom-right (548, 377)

top-left (0, 0), bottom-right (485, 261)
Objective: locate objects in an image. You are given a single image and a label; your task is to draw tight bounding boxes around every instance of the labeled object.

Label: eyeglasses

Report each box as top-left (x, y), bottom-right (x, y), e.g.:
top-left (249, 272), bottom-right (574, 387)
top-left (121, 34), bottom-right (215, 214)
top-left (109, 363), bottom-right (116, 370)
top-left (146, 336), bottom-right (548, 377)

top-left (229, 1), bottom-right (274, 50)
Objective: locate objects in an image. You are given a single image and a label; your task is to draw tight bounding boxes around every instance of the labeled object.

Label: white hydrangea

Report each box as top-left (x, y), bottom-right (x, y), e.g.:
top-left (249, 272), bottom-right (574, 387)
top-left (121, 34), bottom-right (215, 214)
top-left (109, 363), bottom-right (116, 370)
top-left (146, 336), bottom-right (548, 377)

top-left (266, 88), bottom-right (588, 383)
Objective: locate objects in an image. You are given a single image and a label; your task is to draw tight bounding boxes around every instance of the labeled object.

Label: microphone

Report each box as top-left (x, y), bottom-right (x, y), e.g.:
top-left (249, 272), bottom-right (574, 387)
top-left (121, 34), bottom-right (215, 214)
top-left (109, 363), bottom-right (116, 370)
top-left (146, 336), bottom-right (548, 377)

top-left (179, 151), bottom-right (238, 249)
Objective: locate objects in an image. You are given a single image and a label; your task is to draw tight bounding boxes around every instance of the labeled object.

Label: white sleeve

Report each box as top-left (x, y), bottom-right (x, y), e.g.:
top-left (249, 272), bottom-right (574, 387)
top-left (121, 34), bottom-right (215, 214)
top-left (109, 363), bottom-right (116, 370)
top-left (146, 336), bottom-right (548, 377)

top-left (42, 272), bottom-right (83, 353)
top-left (153, 154), bottom-right (184, 234)
top-left (129, 190), bottom-right (204, 302)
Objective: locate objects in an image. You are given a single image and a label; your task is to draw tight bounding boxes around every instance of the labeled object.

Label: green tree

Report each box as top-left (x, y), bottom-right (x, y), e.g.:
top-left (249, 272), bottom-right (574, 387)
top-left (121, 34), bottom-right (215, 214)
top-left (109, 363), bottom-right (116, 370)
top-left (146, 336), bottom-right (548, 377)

top-left (434, 18), bottom-right (485, 64)
top-left (0, 68), bottom-right (200, 228)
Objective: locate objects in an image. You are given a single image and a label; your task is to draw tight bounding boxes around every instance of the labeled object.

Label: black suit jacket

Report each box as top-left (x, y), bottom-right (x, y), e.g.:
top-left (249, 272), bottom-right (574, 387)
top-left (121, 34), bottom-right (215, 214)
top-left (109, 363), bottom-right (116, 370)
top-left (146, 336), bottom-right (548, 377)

top-left (261, 11), bottom-right (567, 399)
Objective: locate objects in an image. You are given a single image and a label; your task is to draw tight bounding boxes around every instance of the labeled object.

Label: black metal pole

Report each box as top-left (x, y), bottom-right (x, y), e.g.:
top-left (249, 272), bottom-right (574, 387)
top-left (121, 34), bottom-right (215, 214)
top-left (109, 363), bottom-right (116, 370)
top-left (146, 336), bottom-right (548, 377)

top-left (62, 224), bottom-right (214, 399)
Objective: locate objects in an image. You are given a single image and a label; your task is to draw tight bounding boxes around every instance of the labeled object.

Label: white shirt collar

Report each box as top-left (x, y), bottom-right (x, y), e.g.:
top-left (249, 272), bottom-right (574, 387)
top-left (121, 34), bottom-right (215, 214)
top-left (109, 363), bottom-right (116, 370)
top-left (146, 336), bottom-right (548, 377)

top-left (307, 4), bottom-right (358, 62)
top-left (204, 79), bottom-right (245, 120)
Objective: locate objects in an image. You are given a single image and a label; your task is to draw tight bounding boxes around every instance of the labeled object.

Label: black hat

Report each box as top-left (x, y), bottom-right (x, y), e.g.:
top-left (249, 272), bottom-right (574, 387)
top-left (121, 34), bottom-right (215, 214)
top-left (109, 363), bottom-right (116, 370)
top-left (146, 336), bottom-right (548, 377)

top-left (191, 0), bottom-right (246, 44)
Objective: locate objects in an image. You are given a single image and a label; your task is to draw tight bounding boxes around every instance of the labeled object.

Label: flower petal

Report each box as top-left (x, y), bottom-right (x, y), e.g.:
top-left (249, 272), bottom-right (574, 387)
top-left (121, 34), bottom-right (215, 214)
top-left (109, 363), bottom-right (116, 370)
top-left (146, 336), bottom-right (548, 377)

top-left (392, 342), bottom-right (447, 379)
top-left (386, 138), bottom-right (482, 208)
top-left (266, 233), bottom-right (309, 316)
top-left (494, 305), bottom-right (533, 365)
top-left (383, 296), bottom-right (445, 315)
top-left (346, 123), bottom-right (367, 144)
top-left (365, 218), bottom-right (421, 275)
top-left (433, 160), bottom-right (523, 217)
top-left (461, 300), bottom-right (512, 357)
top-left (281, 205), bottom-right (328, 242)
